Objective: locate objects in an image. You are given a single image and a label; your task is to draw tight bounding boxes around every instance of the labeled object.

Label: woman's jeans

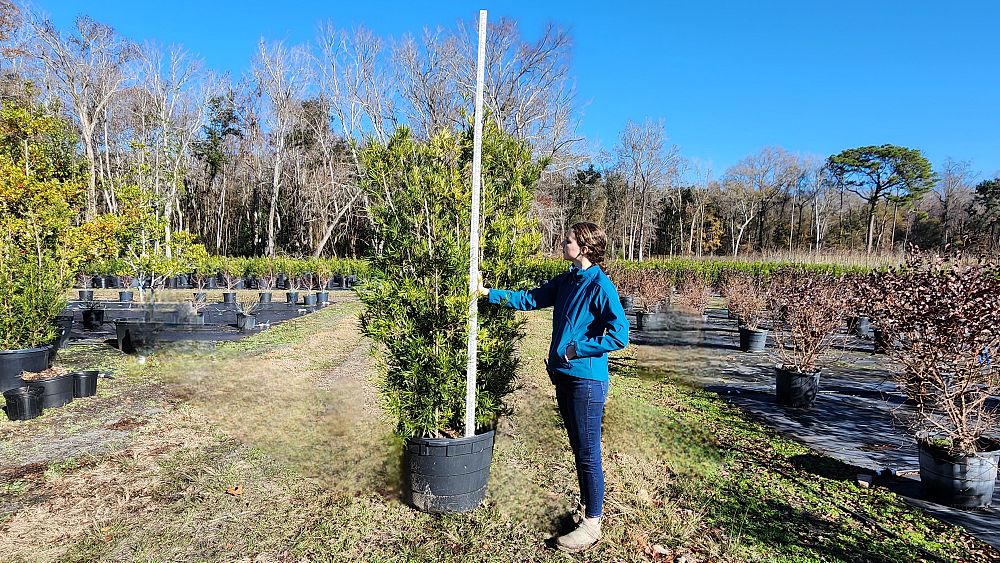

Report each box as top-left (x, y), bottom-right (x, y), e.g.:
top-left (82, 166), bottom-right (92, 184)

top-left (553, 373), bottom-right (609, 519)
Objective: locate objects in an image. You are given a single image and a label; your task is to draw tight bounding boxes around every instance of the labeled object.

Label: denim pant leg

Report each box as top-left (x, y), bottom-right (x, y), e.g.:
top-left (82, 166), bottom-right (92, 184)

top-left (555, 375), bottom-right (609, 519)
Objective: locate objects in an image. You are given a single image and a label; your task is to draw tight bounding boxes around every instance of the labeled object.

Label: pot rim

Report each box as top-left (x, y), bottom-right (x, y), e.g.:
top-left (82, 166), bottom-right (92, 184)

top-left (775, 364), bottom-right (821, 377)
top-left (0, 345), bottom-right (55, 356)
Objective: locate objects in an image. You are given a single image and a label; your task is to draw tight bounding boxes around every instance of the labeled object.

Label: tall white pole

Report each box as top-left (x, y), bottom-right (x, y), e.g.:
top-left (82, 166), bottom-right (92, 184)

top-left (465, 9), bottom-right (487, 438)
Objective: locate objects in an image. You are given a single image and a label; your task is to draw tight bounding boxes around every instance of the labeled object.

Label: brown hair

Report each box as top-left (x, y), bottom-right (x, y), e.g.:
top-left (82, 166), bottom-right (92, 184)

top-left (570, 222), bottom-right (608, 264)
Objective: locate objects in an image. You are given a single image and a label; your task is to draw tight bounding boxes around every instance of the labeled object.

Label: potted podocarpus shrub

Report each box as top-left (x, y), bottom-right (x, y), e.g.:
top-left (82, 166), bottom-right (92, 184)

top-left (357, 123), bottom-right (541, 513)
top-left (633, 268), bottom-right (674, 330)
top-left (874, 253), bottom-right (1000, 508)
top-left (0, 228), bottom-right (73, 392)
top-left (721, 270), bottom-right (770, 352)
top-left (767, 270), bottom-right (847, 408)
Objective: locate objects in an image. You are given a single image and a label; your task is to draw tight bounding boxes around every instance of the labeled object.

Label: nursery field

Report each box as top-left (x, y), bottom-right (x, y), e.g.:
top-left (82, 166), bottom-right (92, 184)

top-left (0, 297), bottom-right (997, 562)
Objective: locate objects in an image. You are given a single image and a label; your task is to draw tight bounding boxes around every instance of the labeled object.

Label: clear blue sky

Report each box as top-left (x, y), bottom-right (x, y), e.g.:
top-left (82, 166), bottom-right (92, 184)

top-left (34, 0), bottom-right (1000, 180)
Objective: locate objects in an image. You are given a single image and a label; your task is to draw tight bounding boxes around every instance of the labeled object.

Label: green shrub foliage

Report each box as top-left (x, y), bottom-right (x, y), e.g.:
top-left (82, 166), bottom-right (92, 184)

top-left (358, 124), bottom-right (542, 438)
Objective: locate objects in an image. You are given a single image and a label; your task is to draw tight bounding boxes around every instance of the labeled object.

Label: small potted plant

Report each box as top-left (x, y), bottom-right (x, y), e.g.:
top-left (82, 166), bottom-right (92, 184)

top-left (605, 262), bottom-right (639, 312)
top-left (219, 257), bottom-right (245, 303)
top-left (312, 258), bottom-right (332, 304)
top-left (235, 297), bottom-right (260, 332)
top-left (874, 253), bottom-right (1000, 508)
top-left (677, 271), bottom-right (712, 323)
top-left (77, 272), bottom-right (94, 301)
top-left (633, 268), bottom-right (674, 330)
top-left (721, 270), bottom-right (770, 352)
top-left (180, 298), bottom-right (208, 325)
top-left (767, 270), bottom-right (847, 408)
top-left (81, 301), bottom-right (105, 331)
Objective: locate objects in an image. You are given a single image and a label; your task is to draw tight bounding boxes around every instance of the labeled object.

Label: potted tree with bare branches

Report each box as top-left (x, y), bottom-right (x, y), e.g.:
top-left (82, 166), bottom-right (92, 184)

top-left (873, 253), bottom-right (1000, 508)
top-left (633, 269), bottom-right (674, 330)
top-left (722, 271), bottom-right (770, 352)
top-left (767, 271), bottom-right (847, 408)
top-left (677, 271), bottom-right (712, 323)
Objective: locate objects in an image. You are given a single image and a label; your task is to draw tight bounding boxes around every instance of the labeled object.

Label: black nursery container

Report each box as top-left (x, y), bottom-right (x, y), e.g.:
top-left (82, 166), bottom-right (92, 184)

top-left (72, 370), bottom-right (99, 398)
top-left (222, 291), bottom-right (237, 304)
top-left (403, 430), bottom-right (495, 513)
top-left (82, 309), bottom-right (105, 330)
top-left (775, 366), bottom-right (820, 409)
top-left (27, 372), bottom-right (74, 409)
top-left (286, 291), bottom-right (299, 303)
top-left (258, 292), bottom-right (272, 304)
top-left (2, 386), bottom-right (44, 421)
top-left (0, 346), bottom-right (52, 393)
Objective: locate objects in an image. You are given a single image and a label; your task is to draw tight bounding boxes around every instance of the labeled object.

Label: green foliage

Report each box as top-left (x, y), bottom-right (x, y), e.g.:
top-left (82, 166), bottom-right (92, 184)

top-left (358, 123), bottom-right (542, 438)
top-left (827, 145), bottom-right (935, 252)
top-left (0, 96), bottom-right (82, 348)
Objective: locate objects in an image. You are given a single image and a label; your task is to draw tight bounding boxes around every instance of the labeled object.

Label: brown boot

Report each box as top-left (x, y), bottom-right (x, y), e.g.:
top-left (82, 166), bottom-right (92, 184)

top-left (555, 516), bottom-right (601, 553)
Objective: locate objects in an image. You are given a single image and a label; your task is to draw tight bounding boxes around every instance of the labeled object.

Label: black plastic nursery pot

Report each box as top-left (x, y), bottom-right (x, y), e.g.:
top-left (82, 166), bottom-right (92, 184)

top-left (2, 386), bottom-right (44, 421)
top-left (774, 365), bottom-right (820, 408)
top-left (403, 430), bottom-right (495, 513)
top-left (115, 320), bottom-right (164, 355)
top-left (118, 290), bottom-right (134, 302)
top-left (635, 311), bottom-right (670, 331)
top-left (918, 439), bottom-right (1000, 508)
top-left (0, 346), bottom-right (53, 393)
top-left (78, 289), bottom-right (94, 301)
top-left (222, 291), bottom-right (237, 304)
top-left (82, 309), bottom-right (105, 330)
top-left (26, 372), bottom-right (74, 409)
top-left (258, 292), bottom-right (272, 304)
top-left (236, 313), bottom-right (257, 332)
top-left (619, 295), bottom-right (636, 313)
top-left (72, 370), bottom-right (99, 398)
top-left (847, 315), bottom-right (873, 338)
top-left (91, 275), bottom-right (108, 289)
top-left (54, 314), bottom-right (74, 349)
top-left (316, 291), bottom-right (329, 304)
top-left (302, 293), bottom-right (317, 306)
top-left (738, 326), bottom-right (768, 352)
top-left (286, 291), bottom-right (299, 303)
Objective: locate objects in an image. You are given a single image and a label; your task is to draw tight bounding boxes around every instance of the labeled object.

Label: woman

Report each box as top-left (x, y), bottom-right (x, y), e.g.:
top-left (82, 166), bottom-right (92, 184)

top-left (478, 222), bottom-right (629, 553)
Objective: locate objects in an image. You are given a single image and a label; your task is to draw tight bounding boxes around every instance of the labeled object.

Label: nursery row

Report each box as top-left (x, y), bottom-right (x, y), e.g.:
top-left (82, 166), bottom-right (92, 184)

top-left (625, 253), bottom-right (1000, 509)
top-left (76, 256), bottom-right (370, 292)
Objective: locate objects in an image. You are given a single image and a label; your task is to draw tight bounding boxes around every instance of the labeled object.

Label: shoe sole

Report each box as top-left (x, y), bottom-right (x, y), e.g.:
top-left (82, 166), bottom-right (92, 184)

top-left (555, 539), bottom-right (599, 554)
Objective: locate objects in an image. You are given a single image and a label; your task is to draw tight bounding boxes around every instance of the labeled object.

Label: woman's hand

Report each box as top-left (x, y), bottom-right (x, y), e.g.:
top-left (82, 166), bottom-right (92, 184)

top-left (476, 274), bottom-right (490, 298)
top-left (565, 344), bottom-right (577, 360)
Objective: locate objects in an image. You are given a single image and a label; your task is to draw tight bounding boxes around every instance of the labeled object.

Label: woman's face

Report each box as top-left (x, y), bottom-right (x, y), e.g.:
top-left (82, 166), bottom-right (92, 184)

top-left (561, 230), bottom-right (584, 262)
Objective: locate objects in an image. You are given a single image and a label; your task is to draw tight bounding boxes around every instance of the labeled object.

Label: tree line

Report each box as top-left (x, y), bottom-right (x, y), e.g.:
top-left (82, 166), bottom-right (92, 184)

top-left (1, 2), bottom-right (997, 260)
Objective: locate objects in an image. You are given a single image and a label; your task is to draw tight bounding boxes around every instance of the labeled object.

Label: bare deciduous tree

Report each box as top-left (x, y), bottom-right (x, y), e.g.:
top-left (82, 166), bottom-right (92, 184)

top-left (29, 13), bottom-right (136, 219)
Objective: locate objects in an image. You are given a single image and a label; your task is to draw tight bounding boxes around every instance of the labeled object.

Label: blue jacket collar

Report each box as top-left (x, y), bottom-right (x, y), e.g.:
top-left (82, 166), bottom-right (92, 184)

top-left (570, 264), bottom-right (601, 280)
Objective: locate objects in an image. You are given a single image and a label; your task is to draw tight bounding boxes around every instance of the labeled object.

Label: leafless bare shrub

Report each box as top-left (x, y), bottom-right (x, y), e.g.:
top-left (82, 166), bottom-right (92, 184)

top-left (867, 251), bottom-right (1000, 455)
top-left (720, 271), bottom-right (768, 330)
top-left (633, 269), bottom-right (673, 313)
top-left (767, 271), bottom-right (848, 373)
top-left (677, 272), bottom-right (711, 316)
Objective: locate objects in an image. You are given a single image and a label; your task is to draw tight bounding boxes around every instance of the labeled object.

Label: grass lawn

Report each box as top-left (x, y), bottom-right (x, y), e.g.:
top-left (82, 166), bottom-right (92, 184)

top-left (0, 296), bottom-right (995, 562)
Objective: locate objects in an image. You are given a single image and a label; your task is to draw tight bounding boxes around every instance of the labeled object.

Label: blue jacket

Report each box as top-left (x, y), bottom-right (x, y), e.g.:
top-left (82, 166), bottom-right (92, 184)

top-left (488, 265), bottom-right (629, 381)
